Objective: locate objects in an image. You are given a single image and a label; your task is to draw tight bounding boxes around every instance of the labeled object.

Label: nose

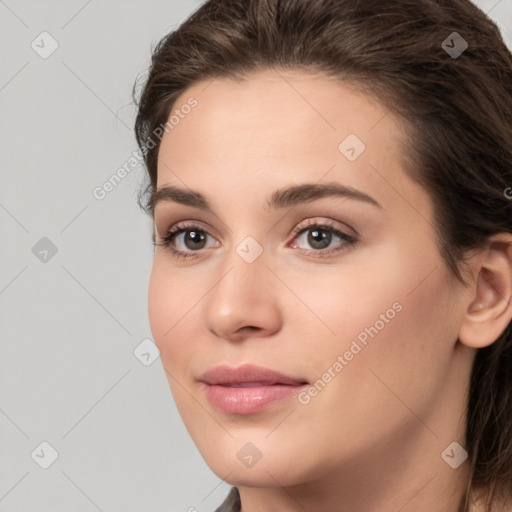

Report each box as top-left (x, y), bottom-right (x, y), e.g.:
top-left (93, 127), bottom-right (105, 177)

top-left (203, 247), bottom-right (282, 342)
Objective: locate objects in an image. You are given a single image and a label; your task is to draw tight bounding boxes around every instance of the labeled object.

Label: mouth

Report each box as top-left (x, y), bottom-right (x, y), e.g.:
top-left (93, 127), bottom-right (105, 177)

top-left (198, 363), bottom-right (308, 387)
top-left (217, 381), bottom-right (307, 387)
top-left (198, 364), bottom-right (309, 415)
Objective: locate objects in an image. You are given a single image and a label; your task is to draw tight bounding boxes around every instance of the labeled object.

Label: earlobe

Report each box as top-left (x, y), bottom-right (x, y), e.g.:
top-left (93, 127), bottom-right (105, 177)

top-left (458, 234), bottom-right (512, 349)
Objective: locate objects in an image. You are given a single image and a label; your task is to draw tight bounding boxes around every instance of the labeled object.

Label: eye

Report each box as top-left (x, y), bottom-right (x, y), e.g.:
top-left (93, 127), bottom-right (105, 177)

top-left (289, 219), bottom-right (357, 256)
top-left (154, 219), bottom-right (358, 260)
top-left (154, 222), bottom-right (218, 260)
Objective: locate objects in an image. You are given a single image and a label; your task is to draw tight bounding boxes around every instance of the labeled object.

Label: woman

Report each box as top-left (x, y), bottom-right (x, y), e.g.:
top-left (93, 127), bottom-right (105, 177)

top-left (133, 0), bottom-right (512, 510)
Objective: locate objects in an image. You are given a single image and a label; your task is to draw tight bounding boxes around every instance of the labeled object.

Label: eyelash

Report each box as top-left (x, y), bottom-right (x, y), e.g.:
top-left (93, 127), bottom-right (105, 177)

top-left (153, 219), bottom-right (358, 260)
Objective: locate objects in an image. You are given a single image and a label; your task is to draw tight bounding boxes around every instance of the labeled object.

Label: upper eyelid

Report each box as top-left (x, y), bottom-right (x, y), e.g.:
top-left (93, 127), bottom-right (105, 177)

top-left (163, 218), bottom-right (352, 236)
top-left (154, 200), bottom-right (365, 234)
top-left (157, 218), bottom-right (213, 237)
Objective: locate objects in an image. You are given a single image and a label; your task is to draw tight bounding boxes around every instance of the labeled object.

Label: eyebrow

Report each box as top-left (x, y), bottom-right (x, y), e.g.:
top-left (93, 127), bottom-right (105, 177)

top-left (149, 181), bottom-right (382, 215)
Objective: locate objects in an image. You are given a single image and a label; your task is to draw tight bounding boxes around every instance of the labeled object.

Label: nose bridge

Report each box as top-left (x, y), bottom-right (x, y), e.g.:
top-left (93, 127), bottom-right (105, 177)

top-left (211, 236), bottom-right (269, 308)
top-left (203, 235), bottom-right (281, 338)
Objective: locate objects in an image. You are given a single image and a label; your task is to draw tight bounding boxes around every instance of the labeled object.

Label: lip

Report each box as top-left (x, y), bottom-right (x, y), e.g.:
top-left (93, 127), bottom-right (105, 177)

top-left (198, 363), bottom-right (308, 386)
top-left (198, 364), bottom-right (309, 415)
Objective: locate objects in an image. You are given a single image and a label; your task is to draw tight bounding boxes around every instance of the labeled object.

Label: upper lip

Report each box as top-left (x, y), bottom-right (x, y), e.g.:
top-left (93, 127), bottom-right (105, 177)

top-left (198, 364), bottom-right (308, 386)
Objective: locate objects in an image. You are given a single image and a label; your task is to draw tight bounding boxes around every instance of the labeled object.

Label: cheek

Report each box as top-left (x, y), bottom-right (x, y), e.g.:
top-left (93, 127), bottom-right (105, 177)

top-left (286, 250), bottom-right (417, 366)
top-left (147, 262), bottom-right (197, 364)
top-left (148, 264), bottom-right (203, 425)
top-left (305, 239), bottom-right (455, 394)
top-left (322, 249), bottom-right (456, 422)
top-left (148, 264), bottom-right (172, 346)
top-left (280, 261), bottom-right (456, 476)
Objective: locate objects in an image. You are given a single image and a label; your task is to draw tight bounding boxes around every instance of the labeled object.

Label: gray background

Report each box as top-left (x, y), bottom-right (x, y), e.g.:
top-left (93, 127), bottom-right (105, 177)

top-left (1, 1), bottom-right (511, 511)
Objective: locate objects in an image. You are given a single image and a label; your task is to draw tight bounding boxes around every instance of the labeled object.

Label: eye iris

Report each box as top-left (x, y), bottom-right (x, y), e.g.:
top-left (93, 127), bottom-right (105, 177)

top-left (185, 230), bottom-right (206, 250)
top-left (308, 229), bottom-right (331, 249)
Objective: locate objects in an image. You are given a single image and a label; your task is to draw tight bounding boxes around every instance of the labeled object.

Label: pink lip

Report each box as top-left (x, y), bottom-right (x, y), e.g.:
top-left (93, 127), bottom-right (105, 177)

top-left (198, 364), bottom-right (309, 415)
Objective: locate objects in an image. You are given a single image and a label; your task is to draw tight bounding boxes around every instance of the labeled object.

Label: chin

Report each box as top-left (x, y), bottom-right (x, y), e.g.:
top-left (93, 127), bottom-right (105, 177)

top-left (199, 440), bottom-right (314, 488)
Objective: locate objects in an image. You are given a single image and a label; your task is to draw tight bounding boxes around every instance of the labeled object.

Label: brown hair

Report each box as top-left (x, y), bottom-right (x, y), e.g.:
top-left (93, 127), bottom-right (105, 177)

top-left (133, 0), bottom-right (512, 509)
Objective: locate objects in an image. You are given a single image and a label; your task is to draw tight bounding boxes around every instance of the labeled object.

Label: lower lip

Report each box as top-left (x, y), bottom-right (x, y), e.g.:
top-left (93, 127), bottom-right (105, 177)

top-left (202, 383), bottom-right (308, 415)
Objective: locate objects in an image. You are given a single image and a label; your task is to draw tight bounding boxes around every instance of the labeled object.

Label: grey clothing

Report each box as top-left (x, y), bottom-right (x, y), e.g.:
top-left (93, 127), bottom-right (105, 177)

top-left (215, 487), bottom-right (241, 512)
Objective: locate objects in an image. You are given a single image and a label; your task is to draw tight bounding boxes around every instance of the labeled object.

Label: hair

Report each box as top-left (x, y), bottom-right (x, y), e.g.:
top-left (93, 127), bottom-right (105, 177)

top-left (133, 0), bottom-right (512, 509)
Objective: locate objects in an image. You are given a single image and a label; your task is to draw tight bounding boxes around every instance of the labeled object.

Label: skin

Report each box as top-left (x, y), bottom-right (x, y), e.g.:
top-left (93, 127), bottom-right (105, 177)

top-left (148, 69), bottom-right (512, 512)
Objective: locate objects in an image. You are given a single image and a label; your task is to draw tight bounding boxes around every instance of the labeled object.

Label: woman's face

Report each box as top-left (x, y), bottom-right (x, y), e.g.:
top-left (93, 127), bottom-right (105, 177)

top-left (148, 69), bottom-right (473, 488)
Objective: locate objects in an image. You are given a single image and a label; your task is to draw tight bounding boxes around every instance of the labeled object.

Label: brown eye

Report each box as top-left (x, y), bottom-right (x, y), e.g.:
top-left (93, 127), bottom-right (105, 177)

top-left (181, 230), bottom-right (208, 250)
top-left (154, 223), bottom-right (217, 259)
top-left (290, 221), bottom-right (357, 256)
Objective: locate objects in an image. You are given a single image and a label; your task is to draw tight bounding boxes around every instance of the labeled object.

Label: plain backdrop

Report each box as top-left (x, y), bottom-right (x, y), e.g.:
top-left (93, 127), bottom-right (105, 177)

top-left (1, 1), bottom-right (511, 511)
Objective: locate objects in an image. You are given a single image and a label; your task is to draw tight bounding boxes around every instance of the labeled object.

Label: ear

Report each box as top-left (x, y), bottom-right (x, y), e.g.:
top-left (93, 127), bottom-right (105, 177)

top-left (458, 233), bottom-right (512, 349)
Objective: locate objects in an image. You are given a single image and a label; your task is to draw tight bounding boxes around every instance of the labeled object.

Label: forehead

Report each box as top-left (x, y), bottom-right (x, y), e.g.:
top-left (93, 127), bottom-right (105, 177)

top-left (159, 69), bottom-right (400, 160)
top-left (155, 68), bottom-right (428, 219)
